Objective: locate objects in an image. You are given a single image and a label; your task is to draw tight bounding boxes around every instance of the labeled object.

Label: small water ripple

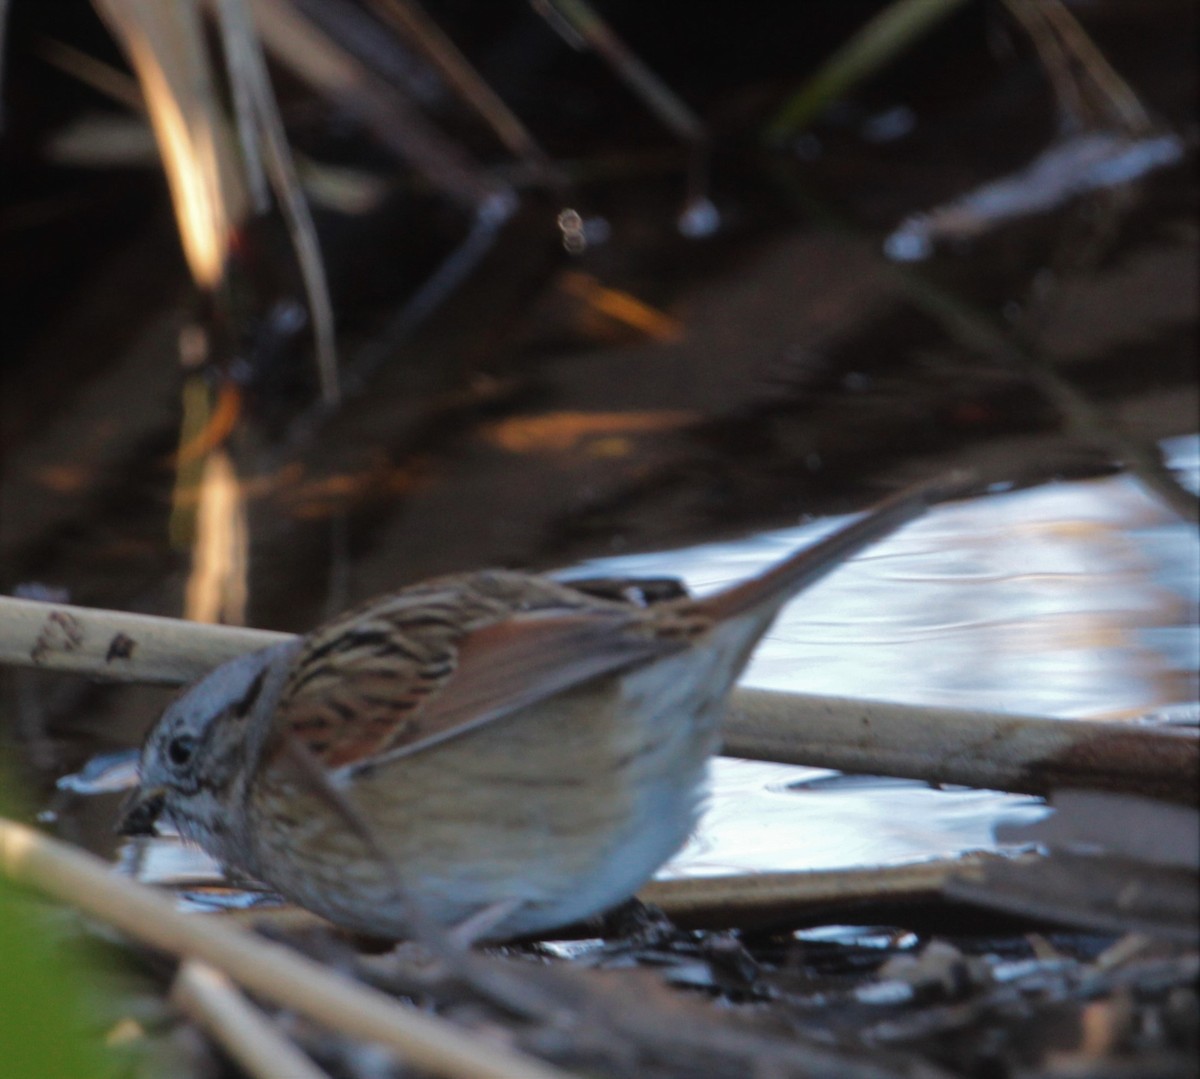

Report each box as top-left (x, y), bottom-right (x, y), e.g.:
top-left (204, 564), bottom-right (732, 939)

top-left (573, 442), bottom-right (1198, 876)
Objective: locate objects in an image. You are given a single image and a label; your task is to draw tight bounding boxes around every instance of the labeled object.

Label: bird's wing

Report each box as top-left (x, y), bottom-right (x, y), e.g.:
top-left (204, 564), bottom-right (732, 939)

top-left (273, 586), bottom-right (686, 772)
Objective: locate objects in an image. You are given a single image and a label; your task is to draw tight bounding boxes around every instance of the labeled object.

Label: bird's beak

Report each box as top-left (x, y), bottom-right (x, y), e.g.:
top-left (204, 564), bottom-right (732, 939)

top-left (116, 786), bottom-right (167, 836)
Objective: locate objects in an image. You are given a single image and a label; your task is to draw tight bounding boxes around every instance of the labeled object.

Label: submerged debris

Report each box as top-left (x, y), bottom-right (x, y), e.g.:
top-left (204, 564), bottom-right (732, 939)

top-left (885, 132), bottom-right (1185, 262)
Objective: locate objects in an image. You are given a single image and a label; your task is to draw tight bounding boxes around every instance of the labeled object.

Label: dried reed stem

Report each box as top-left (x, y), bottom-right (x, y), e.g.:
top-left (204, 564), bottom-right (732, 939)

top-left (641, 852), bottom-right (1003, 928)
top-left (1, 595), bottom-right (1194, 802)
top-left (0, 594), bottom-right (290, 685)
top-left (173, 960), bottom-right (332, 1079)
top-left (724, 688), bottom-right (1200, 806)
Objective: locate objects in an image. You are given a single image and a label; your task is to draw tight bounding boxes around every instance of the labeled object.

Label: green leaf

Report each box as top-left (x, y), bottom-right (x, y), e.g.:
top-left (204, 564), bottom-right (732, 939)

top-left (0, 761), bottom-right (120, 1079)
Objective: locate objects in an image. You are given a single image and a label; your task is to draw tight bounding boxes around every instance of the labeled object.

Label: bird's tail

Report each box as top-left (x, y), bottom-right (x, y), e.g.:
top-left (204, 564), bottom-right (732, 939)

top-left (693, 472), bottom-right (973, 626)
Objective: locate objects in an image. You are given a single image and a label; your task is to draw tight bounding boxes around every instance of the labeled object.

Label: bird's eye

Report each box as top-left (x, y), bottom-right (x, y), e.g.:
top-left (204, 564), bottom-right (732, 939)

top-left (167, 734), bottom-right (197, 768)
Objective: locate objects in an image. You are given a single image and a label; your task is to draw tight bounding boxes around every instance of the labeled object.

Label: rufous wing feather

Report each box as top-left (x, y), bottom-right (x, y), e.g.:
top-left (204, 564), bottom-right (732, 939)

top-left (277, 606), bottom-right (683, 771)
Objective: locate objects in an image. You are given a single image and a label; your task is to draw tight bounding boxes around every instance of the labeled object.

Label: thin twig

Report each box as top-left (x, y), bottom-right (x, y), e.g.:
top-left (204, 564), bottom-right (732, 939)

top-left (641, 853), bottom-right (1004, 929)
top-left (173, 960), bottom-right (332, 1079)
top-left (891, 270), bottom-right (1200, 523)
top-left (0, 819), bottom-right (576, 1079)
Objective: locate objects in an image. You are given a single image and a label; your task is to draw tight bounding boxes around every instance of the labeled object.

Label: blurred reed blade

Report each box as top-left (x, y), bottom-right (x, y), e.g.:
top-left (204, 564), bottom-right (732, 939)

top-left (213, 0), bottom-right (270, 214)
top-left (92, 0), bottom-right (340, 403)
top-left (536, 0), bottom-right (706, 146)
top-left (1002, 0), bottom-right (1152, 133)
top-left (248, 0), bottom-right (513, 213)
top-left (212, 0), bottom-right (340, 404)
top-left (767, 0), bottom-right (968, 140)
top-left (93, 0), bottom-right (250, 291)
top-left (168, 374), bottom-right (219, 549)
top-left (35, 35), bottom-right (144, 110)
top-left (534, 0), bottom-right (709, 210)
top-left (367, 0), bottom-right (557, 178)
top-left (558, 271), bottom-right (684, 342)
top-left (173, 961), bottom-right (331, 1079)
top-left (762, 136), bottom-right (1196, 522)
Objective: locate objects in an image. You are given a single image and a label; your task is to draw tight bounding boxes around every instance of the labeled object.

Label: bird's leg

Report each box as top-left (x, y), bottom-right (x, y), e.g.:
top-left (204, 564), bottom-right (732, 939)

top-left (448, 898), bottom-right (525, 948)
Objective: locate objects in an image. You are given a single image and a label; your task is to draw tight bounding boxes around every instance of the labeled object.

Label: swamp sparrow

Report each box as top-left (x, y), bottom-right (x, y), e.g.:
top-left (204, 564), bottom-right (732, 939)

top-left (120, 478), bottom-right (958, 941)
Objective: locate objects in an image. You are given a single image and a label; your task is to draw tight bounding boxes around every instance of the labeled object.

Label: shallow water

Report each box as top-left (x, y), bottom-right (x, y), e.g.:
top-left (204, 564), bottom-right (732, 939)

top-left (84, 441), bottom-right (1197, 895)
top-left (562, 438), bottom-right (1199, 877)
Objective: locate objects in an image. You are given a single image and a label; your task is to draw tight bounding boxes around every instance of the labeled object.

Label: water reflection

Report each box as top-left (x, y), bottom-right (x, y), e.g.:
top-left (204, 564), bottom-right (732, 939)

top-left (90, 446), bottom-right (1197, 891)
top-left (676, 762), bottom-right (1046, 877)
top-left (571, 440), bottom-right (1198, 876)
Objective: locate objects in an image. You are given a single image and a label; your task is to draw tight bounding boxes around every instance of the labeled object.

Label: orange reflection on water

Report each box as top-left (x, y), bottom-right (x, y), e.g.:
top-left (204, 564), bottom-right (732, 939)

top-left (279, 456), bottom-right (426, 519)
top-left (184, 449), bottom-right (248, 625)
top-left (482, 410), bottom-right (694, 454)
top-left (559, 271), bottom-right (684, 341)
top-left (34, 464), bottom-right (93, 494)
top-left (172, 381), bottom-right (242, 465)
